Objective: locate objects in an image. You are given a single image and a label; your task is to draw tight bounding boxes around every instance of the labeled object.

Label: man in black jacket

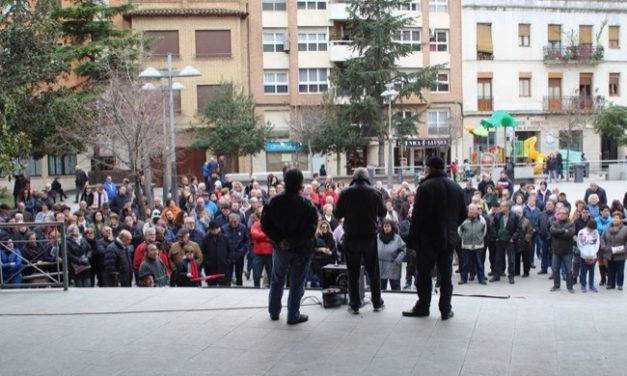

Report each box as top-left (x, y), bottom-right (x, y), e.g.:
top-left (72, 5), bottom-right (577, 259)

top-left (550, 207), bottom-right (576, 292)
top-left (491, 200), bottom-right (519, 284)
top-left (201, 221), bottom-right (231, 286)
top-left (261, 169), bottom-right (318, 325)
top-left (403, 157), bottom-right (467, 320)
top-left (334, 167), bottom-right (387, 314)
top-left (103, 230), bottom-right (133, 287)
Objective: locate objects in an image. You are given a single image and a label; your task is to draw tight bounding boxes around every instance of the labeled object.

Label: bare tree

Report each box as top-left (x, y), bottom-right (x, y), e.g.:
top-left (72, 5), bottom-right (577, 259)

top-left (69, 66), bottom-right (163, 218)
top-left (289, 106), bottom-right (326, 171)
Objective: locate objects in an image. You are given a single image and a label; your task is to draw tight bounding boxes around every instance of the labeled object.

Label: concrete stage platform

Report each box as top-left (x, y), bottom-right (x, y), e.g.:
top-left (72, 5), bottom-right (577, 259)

top-left (1, 275), bottom-right (626, 376)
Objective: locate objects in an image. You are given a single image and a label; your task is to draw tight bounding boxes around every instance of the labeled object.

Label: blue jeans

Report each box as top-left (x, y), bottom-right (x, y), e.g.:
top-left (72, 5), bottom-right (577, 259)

top-left (461, 249), bottom-right (486, 282)
top-left (381, 279), bottom-right (400, 290)
top-left (607, 259), bottom-right (626, 288)
top-left (539, 238), bottom-right (552, 272)
top-left (580, 259), bottom-right (596, 287)
top-left (268, 247), bottom-right (313, 322)
top-left (552, 253), bottom-right (573, 289)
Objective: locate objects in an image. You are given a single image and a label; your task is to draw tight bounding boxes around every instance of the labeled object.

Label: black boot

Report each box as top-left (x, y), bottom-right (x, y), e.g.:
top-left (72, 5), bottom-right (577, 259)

top-left (600, 265), bottom-right (607, 286)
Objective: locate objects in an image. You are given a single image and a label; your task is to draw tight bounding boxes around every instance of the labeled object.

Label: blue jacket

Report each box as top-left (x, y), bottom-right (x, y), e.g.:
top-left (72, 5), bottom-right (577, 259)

top-left (221, 223), bottom-right (249, 261)
top-left (104, 182), bottom-right (117, 201)
top-left (596, 215), bottom-right (612, 236)
top-left (1, 248), bottom-right (23, 276)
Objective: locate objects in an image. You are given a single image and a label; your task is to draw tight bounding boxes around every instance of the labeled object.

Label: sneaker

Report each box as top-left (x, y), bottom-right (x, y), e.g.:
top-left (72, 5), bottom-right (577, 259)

top-left (373, 302), bottom-right (385, 312)
top-left (550, 286), bottom-right (560, 292)
top-left (537, 270), bottom-right (548, 275)
top-left (402, 307), bottom-right (430, 317)
top-left (590, 286), bottom-right (599, 293)
top-left (568, 288), bottom-right (575, 294)
top-left (581, 286), bottom-right (588, 293)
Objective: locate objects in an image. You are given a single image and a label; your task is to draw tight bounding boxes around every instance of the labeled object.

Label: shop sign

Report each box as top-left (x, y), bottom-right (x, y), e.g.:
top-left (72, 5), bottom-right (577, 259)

top-left (265, 141), bottom-right (304, 152)
top-left (399, 138), bottom-right (449, 147)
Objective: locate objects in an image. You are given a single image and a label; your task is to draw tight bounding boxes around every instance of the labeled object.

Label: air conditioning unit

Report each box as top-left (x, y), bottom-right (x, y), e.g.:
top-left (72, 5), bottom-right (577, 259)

top-left (283, 35), bottom-right (290, 52)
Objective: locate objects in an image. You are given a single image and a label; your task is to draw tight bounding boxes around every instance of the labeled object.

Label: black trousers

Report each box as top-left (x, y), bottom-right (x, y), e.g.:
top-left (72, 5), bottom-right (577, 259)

top-left (343, 235), bottom-right (382, 310)
top-left (415, 248), bottom-right (453, 314)
top-left (514, 248), bottom-right (531, 275)
top-left (495, 241), bottom-right (515, 279)
top-left (228, 258), bottom-right (245, 286)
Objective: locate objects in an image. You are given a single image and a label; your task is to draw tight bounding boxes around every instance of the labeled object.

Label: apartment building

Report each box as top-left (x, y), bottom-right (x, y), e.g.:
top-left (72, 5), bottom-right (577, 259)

top-left (127, 0), bottom-right (250, 175)
top-left (462, 0), bottom-right (627, 165)
top-left (249, 0), bottom-right (462, 176)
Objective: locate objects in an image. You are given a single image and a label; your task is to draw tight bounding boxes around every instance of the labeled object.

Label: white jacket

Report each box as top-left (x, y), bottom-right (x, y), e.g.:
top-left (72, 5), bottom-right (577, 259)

top-left (577, 228), bottom-right (600, 259)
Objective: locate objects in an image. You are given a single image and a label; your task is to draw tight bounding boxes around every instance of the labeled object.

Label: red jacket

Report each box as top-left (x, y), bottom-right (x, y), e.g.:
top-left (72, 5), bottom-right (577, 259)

top-left (250, 221), bottom-right (273, 255)
top-left (320, 191), bottom-right (337, 207)
top-left (133, 242), bottom-right (149, 272)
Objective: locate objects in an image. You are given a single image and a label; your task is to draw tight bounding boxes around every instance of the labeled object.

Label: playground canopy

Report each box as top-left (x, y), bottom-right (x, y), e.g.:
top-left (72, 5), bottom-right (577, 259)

top-left (480, 111), bottom-right (518, 129)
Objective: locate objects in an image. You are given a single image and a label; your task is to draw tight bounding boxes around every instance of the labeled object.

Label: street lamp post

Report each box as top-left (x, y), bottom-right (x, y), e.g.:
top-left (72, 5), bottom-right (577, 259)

top-left (381, 83), bottom-right (399, 190)
top-left (139, 53), bottom-right (201, 198)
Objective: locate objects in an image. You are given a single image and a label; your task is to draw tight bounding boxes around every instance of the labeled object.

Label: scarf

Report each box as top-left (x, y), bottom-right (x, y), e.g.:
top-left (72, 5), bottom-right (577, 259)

top-left (379, 231), bottom-right (395, 244)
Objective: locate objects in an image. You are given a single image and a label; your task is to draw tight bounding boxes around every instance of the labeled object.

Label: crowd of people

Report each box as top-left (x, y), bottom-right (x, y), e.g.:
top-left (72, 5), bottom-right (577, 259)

top-left (2, 162), bottom-right (627, 300)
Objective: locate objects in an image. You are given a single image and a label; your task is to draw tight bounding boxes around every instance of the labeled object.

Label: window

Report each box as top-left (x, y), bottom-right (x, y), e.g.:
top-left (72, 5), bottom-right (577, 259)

top-left (195, 30), bottom-right (231, 57)
top-left (429, 0), bottom-right (448, 12)
top-left (519, 77), bottom-right (531, 97)
top-left (548, 24), bottom-right (561, 48)
top-left (547, 77), bottom-right (562, 110)
top-left (298, 68), bottom-right (328, 93)
top-left (173, 91), bottom-right (182, 114)
top-left (400, 0), bottom-right (420, 11)
top-left (579, 25), bottom-right (593, 48)
top-left (297, 1), bottom-right (326, 10)
top-left (144, 30), bottom-right (179, 57)
top-left (519, 24), bottom-right (530, 47)
top-left (395, 28), bottom-right (422, 51)
top-left (610, 73), bottom-right (620, 96)
top-left (263, 30), bottom-right (286, 52)
top-left (262, 0), bottom-right (286, 11)
top-left (609, 26), bottom-right (620, 49)
top-left (476, 23), bottom-right (493, 59)
top-left (48, 154), bottom-right (76, 176)
top-left (477, 77), bottom-right (493, 111)
top-left (429, 29), bottom-right (448, 52)
top-left (264, 71), bottom-right (289, 94)
top-left (427, 111), bottom-right (449, 136)
top-left (432, 71), bottom-right (449, 92)
top-left (197, 85), bottom-right (219, 113)
top-left (559, 130), bottom-right (583, 152)
top-left (23, 157), bottom-right (41, 177)
top-left (298, 30), bottom-right (327, 51)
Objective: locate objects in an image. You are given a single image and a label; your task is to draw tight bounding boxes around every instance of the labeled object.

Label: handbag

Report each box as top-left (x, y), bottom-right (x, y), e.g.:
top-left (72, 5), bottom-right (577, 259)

top-left (611, 245), bottom-right (625, 255)
top-left (71, 263), bottom-right (91, 275)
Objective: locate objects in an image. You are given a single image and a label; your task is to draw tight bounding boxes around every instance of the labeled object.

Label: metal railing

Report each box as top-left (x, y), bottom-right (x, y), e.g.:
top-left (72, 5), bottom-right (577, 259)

top-left (542, 95), bottom-right (605, 112)
top-left (0, 222), bottom-right (68, 290)
top-left (543, 44), bottom-right (604, 63)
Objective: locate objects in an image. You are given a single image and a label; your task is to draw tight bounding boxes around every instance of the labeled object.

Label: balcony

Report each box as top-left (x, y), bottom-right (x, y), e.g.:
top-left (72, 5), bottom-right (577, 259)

top-left (427, 125), bottom-right (450, 137)
top-left (477, 97), bottom-right (493, 112)
top-left (542, 95), bottom-right (605, 113)
top-left (543, 45), bottom-right (604, 64)
top-left (328, 2), bottom-right (348, 20)
top-left (329, 40), bottom-right (359, 62)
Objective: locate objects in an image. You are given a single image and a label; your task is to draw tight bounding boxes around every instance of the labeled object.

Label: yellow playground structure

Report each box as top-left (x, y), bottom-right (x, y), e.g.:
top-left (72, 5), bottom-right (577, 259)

top-left (523, 136), bottom-right (545, 175)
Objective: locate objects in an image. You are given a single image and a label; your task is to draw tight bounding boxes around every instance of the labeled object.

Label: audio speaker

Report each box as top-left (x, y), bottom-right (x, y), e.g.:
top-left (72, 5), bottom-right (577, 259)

top-left (321, 263), bottom-right (365, 308)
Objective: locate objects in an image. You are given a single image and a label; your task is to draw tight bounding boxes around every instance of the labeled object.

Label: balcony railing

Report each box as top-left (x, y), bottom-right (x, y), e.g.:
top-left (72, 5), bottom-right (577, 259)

top-left (542, 95), bottom-right (605, 112)
top-left (477, 97), bottom-right (493, 112)
top-left (543, 44), bottom-right (604, 64)
top-left (428, 125), bottom-right (450, 137)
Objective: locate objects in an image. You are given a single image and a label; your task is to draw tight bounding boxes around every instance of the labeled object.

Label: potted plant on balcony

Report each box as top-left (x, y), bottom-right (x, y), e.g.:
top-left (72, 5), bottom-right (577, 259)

top-left (592, 19), bottom-right (608, 61)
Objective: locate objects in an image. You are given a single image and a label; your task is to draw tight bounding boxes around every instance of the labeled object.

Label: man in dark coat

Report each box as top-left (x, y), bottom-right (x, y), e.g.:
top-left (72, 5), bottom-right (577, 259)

top-left (334, 167), bottom-right (387, 314)
top-left (201, 221), bottom-right (231, 286)
top-left (403, 157), bottom-right (467, 320)
top-left (221, 213), bottom-right (249, 286)
top-left (103, 230), bottom-right (133, 287)
top-left (490, 200), bottom-right (520, 284)
top-left (262, 168), bottom-right (318, 325)
top-left (584, 183), bottom-right (608, 206)
top-left (74, 166), bottom-right (88, 204)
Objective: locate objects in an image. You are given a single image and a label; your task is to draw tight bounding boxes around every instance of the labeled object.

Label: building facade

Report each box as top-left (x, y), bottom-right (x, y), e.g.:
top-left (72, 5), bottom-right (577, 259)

top-left (462, 0), bottom-right (627, 169)
top-left (249, 0), bottom-right (462, 176)
top-left (127, 0), bottom-right (250, 176)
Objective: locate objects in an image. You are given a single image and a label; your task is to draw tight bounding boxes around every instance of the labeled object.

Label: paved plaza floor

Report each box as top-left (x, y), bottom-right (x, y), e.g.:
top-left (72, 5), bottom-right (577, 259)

top-left (2, 269), bottom-right (627, 376)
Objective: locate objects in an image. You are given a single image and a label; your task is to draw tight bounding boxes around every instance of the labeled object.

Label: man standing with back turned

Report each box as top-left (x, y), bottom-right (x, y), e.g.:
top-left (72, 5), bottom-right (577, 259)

top-left (261, 169), bottom-right (318, 325)
top-left (334, 167), bottom-right (387, 314)
top-left (404, 157), bottom-right (467, 320)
